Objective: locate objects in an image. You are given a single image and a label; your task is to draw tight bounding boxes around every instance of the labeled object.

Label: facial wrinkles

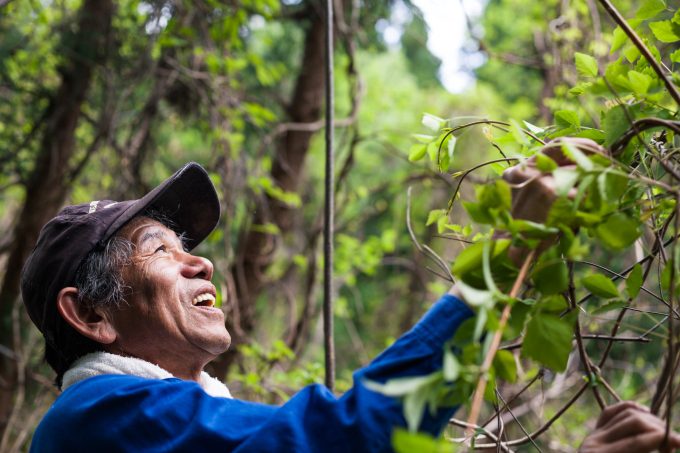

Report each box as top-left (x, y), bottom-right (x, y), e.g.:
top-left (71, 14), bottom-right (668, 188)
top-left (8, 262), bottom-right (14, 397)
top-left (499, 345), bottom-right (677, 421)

top-left (119, 222), bottom-right (185, 319)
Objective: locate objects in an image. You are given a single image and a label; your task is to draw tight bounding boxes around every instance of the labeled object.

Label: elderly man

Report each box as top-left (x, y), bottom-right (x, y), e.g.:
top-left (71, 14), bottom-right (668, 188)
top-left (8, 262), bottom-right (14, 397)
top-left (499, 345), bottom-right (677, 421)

top-left (22, 161), bottom-right (680, 452)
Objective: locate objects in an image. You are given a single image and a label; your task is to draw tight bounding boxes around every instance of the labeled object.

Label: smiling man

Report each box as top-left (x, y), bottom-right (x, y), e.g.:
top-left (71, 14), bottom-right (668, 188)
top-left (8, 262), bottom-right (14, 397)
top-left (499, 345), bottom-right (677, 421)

top-left (22, 160), bottom-right (680, 452)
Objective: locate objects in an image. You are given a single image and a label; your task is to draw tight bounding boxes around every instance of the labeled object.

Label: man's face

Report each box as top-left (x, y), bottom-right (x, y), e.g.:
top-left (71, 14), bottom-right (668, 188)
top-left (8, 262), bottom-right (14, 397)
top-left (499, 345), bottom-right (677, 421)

top-left (105, 216), bottom-right (230, 378)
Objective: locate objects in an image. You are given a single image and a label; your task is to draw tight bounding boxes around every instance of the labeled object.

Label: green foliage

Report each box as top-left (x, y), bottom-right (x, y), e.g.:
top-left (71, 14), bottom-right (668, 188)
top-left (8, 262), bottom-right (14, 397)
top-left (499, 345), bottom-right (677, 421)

top-left (371, 1), bottom-right (680, 448)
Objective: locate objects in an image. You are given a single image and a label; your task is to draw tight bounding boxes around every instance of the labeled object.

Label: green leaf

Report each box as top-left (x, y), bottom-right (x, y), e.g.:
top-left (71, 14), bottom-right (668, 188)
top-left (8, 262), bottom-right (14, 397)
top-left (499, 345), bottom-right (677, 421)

top-left (522, 312), bottom-right (573, 372)
top-left (532, 258), bottom-right (569, 295)
top-left (555, 110), bottom-right (581, 128)
top-left (403, 387), bottom-right (428, 431)
top-left (452, 240), bottom-right (510, 279)
top-left (635, 0), bottom-right (666, 20)
top-left (478, 180), bottom-right (512, 211)
top-left (509, 119), bottom-right (530, 145)
top-left (540, 294), bottom-right (569, 312)
top-left (595, 213), bottom-right (641, 250)
top-left (603, 105), bottom-right (630, 147)
top-left (611, 27), bottom-right (628, 53)
top-left (536, 153), bottom-right (558, 172)
top-left (626, 263), bottom-right (643, 299)
top-left (670, 48), bottom-right (680, 63)
top-left (463, 201), bottom-right (494, 224)
top-left (628, 70), bottom-right (653, 96)
top-left (553, 168), bottom-right (580, 196)
top-left (408, 144), bottom-right (427, 162)
top-left (443, 348), bottom-right (460, 382)
top-left (575, 52), bottom-right (598, 77)
top-left (649, 21), bottom-right (680, 43)
top-left (455, 280), bottom-right (495, 309)
top-left (597, 170), bottom-right (628, 206)
top-left (582, 273), bottom-right (620, 299)
top-left (364, 375), bottom-right (433, 397)
top-left (426, 209), bottom-right (447, 226)
top-left (506, 218), bottom-right (559, 238)
top-left (523, 121), bottom-right (544, 134)
top-left (591, 300), bottom-right (628, 315)
top-left (493, 350), bottom-right (517, 383)
top-left (392, 429), bottom-right (452, 453)
top-left (421, 113), bottom-right (446, 131)
top-left (562, 141), bottom-right (593, 171)
top-left (569, 82), bottom-right (592, 96)
top-left (623, 45), bottom-right (641, 63)
top-left (412, 134), bottom-right (434, 143)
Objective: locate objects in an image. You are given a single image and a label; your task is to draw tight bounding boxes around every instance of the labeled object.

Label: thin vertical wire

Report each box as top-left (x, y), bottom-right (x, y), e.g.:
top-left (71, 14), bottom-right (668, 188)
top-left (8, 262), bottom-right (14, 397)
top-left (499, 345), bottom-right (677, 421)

top-left (323, 0), bottom-right (336, 391)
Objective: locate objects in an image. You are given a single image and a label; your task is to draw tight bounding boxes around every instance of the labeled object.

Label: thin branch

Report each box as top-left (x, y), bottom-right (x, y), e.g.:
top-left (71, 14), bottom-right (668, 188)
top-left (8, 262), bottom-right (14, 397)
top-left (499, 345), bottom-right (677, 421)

top-left (447, 158), bottom-right (520, 214)
top-left (495, 389), bottom-right (542, 452)
top-left (568, 261), bottom-right (605, 409)
top-left (406, 186), bottom-right (454, 282)
top-left (465, 250), bottom-right (536, 438)
top-left (611, 118), bottom-right (680, 155)
top-left (596, 0), bottom-right (680, 107)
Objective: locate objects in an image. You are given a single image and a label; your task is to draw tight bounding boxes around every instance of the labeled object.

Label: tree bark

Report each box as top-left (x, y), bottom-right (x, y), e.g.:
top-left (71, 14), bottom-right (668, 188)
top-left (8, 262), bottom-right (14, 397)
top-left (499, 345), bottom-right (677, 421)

top-left (0, 0), bottom-right (114, 433)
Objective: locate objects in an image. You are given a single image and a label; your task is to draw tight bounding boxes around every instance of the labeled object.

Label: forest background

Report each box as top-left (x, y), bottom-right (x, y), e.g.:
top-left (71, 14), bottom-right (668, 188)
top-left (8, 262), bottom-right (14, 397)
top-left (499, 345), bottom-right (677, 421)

top-left (1, 0), bottom-right (679, 451)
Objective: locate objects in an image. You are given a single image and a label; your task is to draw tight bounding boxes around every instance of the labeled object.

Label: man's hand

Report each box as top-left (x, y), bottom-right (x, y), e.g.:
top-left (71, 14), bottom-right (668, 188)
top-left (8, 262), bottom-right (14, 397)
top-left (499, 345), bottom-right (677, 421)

top-left (448, 137), bottom-right (603, 295)
top-left (579, 401), bottom-right (680, 453)
top-left (502, 137), bottom-right (605, 224)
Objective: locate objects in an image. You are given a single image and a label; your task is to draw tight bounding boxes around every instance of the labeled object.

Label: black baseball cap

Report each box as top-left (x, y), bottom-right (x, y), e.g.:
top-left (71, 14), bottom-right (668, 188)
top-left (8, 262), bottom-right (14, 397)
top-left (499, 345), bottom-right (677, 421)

top-left (21, 162), bottom-right (221, 344)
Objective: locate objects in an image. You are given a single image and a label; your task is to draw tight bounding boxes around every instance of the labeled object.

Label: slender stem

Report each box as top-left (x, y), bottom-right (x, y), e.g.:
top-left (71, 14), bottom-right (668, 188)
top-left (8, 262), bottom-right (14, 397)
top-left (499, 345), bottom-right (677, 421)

top-left (495, 390), bottom-right (543, 452)
top-left (596, 0), bottom-right (680, 108)
top-left (664, 198), bottom-right (680, 446)
top-left (323, 0), bottom-right (335, 391)
top-left (447, 158), bottom-right (520, 214)
top-left (465, 250), bottom-right (536, 438)
top-left (568, 261), bottom-right (606, 409)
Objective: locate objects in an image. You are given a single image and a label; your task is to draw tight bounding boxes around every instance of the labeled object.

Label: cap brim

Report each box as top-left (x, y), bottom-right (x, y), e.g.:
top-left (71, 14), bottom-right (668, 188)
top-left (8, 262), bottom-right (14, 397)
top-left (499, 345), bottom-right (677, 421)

top-left (102, 162), bottom-right (220, 250)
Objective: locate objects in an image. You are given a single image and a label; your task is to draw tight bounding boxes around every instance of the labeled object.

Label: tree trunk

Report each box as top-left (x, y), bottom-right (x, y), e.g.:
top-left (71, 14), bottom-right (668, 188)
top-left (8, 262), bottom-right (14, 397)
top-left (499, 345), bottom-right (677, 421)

top-left (214, 9), bottom-right (329, 376)
top-left (0, 0), bottom-right (114, 433)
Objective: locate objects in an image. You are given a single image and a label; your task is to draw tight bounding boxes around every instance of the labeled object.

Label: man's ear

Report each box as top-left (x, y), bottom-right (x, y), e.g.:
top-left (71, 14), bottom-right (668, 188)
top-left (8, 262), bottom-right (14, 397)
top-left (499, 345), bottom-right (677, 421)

top-left (56, 287), bottom-right (117, 344)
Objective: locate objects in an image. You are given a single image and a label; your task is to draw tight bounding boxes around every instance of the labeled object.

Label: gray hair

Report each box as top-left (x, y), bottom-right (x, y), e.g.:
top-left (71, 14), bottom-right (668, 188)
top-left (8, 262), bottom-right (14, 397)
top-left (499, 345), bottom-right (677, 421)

top-left (74, 236), bottom-right (134, 309)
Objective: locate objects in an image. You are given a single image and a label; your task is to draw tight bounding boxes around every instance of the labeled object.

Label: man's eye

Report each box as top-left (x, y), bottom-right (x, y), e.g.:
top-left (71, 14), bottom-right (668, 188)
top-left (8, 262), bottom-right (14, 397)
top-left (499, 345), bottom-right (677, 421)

top-left (154, 245), bottom-right (167, 254)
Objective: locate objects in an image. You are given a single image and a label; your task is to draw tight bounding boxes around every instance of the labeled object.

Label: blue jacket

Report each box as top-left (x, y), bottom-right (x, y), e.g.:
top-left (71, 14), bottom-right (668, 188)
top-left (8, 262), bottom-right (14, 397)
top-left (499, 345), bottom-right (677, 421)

top-left (31, 295), bottom-right (472, 452)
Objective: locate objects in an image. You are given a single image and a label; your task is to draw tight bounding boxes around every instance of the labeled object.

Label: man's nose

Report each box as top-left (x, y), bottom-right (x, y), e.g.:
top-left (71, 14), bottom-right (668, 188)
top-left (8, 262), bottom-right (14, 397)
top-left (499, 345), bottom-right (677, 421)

top-left (180, 253), bottom-right (214, 281)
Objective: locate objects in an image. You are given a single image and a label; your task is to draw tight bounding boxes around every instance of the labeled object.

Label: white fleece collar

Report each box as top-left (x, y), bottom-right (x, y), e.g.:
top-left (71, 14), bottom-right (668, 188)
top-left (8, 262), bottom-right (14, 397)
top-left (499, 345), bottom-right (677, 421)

top-left (62, 351), bottom-right (232, 399)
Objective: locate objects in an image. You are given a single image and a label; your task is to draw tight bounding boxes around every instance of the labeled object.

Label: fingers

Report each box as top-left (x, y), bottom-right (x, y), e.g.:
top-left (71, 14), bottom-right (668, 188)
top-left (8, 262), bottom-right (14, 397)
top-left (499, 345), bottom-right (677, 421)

top-left (600, 429), bottom-right (680, 453)
top-left (581, 402), bottom-right (680, 453)
top-left (599, 407), bottom-right (663, 442)
top-left (596, 401), bottom-right (649, 428)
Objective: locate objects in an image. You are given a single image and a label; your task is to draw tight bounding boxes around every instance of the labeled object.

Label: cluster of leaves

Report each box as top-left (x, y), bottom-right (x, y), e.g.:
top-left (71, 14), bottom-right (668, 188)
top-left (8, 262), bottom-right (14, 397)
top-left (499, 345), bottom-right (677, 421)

top-left (378, 0), bottom-right (680, 449)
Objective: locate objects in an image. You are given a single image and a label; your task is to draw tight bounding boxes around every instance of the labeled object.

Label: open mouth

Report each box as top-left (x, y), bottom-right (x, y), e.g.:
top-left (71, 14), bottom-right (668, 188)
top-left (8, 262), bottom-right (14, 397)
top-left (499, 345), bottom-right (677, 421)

top-left (192, 293), bottom-right (216, 308)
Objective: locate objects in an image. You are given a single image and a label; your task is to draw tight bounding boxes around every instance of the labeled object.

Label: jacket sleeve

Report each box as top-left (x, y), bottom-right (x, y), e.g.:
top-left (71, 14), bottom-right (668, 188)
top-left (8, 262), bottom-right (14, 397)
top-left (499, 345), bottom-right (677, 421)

top-left (31, 295), bottom-right (473, 453)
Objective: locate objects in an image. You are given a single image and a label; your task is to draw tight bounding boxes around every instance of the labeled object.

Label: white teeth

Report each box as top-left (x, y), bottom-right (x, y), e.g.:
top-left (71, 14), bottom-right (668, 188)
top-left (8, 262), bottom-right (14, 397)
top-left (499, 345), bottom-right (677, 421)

top-left (192, 293), bottom-right (216, 307)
